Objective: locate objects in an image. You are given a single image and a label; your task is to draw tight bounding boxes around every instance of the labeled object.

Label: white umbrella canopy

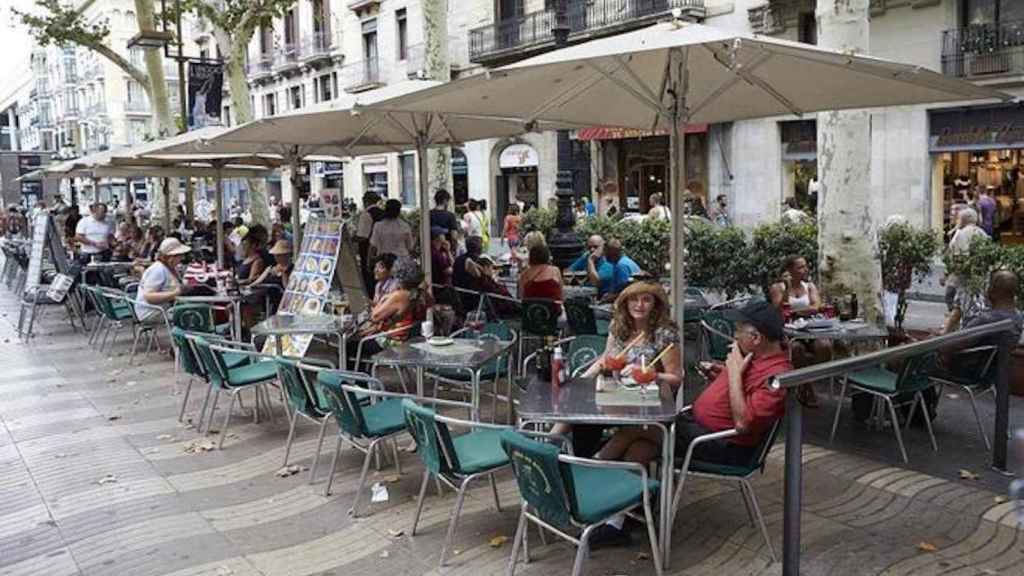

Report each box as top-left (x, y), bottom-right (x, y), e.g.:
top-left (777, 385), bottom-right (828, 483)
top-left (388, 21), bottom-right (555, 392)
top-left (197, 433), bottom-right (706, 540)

top-left (382, 21), bottom-right (1007, 128)
top-left (188, 79), bottom-right (581, 283)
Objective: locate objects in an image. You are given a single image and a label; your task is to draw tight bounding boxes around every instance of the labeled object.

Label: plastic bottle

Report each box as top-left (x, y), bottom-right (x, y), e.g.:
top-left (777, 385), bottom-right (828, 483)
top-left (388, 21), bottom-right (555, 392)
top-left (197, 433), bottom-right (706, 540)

top-left (551, 345), bottom-right (564, 389)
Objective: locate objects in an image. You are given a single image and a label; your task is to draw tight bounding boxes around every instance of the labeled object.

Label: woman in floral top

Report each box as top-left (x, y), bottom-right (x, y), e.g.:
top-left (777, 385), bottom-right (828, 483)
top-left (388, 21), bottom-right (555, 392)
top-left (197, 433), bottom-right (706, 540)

top-left (597, 281), bottom-right (681, 388)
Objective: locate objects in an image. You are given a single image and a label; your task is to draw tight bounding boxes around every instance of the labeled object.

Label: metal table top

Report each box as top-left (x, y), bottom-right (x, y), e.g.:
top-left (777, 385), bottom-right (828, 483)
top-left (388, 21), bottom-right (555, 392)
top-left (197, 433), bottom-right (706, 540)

top-left (251, 313), bottom-right (347, 336)
top-left (516, 375), bottom-right (678, 425)
top-left (784, 321), bottom-right (889, 342)
top-left (373, 337), bottom-right (512, 369)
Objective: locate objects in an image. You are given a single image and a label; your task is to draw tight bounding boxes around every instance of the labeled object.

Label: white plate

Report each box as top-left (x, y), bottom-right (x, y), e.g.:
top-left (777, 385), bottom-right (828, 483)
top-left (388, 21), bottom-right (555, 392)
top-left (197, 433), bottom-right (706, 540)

top-left (428, 336), bottom-right (454, 346)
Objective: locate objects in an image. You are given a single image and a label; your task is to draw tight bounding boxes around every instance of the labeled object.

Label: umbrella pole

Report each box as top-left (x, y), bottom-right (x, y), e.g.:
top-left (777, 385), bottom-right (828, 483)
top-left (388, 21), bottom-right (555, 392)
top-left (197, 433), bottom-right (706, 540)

top-left (417, 141), bottom-right (433, 295)
top-left (290, 156), bottom-right (302, 257)
top-left (215, 168), bottom-right (224, 269)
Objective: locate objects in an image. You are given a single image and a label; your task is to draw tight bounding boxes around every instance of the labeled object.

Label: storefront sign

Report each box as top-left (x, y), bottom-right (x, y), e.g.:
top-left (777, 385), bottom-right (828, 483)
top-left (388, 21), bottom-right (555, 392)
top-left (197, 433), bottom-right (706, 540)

top-left (572, 124), bottom-right (708, 141)
top-left (188, 62), bottom-right (223, 129)
top-left (931, 127), bottom-right (1024, 151)
top-left (499, 144), bottom-right (539, 169)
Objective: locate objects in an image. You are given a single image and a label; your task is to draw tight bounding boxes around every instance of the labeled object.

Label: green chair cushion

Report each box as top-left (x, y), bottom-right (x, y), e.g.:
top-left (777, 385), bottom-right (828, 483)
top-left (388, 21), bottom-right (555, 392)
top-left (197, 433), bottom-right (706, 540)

top-left (848, 367), bottom-right (932, 394)
top-left (567, 465), bottom-right (658, 524)
top-left (596, 319), bottom-right (610, 335)
top-left (451, 428), bottom-right (509, 475)
top-left (110, 305), bottom-right (133, 321)
top-left (361, 398), bottom-right (407, 437)
top-left (226, 361), bottom-right (277, 386)
top-left (215, 323), bottom-right (232, 335)
top-left (688, 459), bottom-right (757, 477)
top-left (316, 371), bottom-right (372, 406)
top-left (223, 351), bottom-right (251, 370)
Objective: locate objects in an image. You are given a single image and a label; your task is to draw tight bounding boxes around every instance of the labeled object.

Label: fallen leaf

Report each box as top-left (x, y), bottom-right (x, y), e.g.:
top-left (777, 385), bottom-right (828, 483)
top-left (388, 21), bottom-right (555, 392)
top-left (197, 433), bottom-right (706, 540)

top-left (387, 528), bottom-right (404, 538)
top-left (453, 549), bottom-right (462, 556)
top-left (994, 496), bottom-right (1007, 504)
top-left (125, 381), bottom-right (137, 387)
top-left (107, 415), bottom-right (121, 421)
top-left (945, 393), bottom-right (960, 400)
top-left (636, 552), bottom-right (650, 561)
top-left (184, 439), bottom-right (216, 454)
top-left (959, 469), bottom-right (980, 481)
top-left (377, 473), bottom-right (401, 483)
top-left (489, 535), bottom-right (509, 548)
top-left (275, 465), bottom-right (305, 477)
top-left (917, 542), bottom-right (938, 553)
top-left (54, 453), bottom-right (68, 459)
top-left (156, 434), bottom-right (174, 441)
top-left (97, 474), bottom-right (118, 485)
top-left (141, 448), bottom-right (159, 455)
top-left (379, 550), bottom-right (390, 559)
top-left (214, 566), bottom-right (233, 576)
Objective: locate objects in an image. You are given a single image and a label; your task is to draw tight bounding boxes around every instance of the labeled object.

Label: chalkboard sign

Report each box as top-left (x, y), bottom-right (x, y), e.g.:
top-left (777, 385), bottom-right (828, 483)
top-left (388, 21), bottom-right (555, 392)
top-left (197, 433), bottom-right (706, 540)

top-left (24, 214), bottom-right (72, 297)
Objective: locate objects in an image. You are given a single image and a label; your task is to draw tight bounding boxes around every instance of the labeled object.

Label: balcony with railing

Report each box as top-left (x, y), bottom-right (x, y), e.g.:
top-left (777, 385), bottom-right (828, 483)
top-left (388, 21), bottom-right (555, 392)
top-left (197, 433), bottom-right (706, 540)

top-left (301, 30), bottom-right (336, 62)
top-left (123, 99), bottom-right (150, 114)
top-left (274, 43), bottom-right (302, 70)
top-left (942, 20), bottom-right (1024, 80)
top-left (340, 57), bottom-right (384, 92)
top-left (84, 101), bottom-right (107, 116)
top-left (469, 0), bottom-right (704, 64)
top-left (246, 53), bottom-right (275, 78)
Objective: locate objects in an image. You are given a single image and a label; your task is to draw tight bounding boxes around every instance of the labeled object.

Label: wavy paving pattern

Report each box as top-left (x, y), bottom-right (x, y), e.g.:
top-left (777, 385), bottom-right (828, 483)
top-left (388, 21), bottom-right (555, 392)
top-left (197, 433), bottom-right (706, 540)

top-left (0, 294), bottom-right (1020, 576)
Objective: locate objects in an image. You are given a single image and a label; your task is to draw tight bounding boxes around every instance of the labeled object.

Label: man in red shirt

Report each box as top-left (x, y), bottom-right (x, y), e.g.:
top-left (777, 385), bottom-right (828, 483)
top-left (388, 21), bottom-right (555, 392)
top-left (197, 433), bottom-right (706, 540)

top-left (687, 300), bottom-right (790, 464)
top-left (600, 300), bottom-right (790, 466)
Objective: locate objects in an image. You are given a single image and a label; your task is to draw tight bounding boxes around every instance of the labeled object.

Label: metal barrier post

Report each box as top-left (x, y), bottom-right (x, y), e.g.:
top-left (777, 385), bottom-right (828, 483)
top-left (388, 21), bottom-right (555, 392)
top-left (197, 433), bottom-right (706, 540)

top-left (782, 391), bottom-right (803, 576)
top-left (993, 338), bottom-right (1011, 472)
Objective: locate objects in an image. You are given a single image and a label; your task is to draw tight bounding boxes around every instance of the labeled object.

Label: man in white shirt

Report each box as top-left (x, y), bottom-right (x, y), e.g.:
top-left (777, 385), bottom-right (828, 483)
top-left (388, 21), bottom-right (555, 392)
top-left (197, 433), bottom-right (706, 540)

top-left (943, 207), bottom-right (990, 311)
top-left (75, 202), bottom-right (114, 263)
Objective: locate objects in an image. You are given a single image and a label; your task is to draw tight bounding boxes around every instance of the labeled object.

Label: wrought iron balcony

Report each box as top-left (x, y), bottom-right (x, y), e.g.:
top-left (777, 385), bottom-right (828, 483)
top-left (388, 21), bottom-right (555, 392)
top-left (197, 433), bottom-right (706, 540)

top-left (942, 20), bottom-right (1024, 79)
top-left (274, 43), bottom-right (301, 70)
top-left (123, 99), bottom-right (150, 113)
top-left (301, 31), bottom-right (336, 61)
top-left (340, 57), bottom-right (384, 93)
top-left (246, 53), bottom-right (275, 77)
top-left (469, 0), bottom-right (704, 64)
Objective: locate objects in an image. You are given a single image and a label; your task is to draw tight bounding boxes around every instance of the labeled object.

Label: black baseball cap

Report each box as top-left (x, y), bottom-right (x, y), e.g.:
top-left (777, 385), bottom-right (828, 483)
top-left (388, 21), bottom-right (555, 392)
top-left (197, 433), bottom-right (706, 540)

top-left (725, 300), bottom-right (785, 342)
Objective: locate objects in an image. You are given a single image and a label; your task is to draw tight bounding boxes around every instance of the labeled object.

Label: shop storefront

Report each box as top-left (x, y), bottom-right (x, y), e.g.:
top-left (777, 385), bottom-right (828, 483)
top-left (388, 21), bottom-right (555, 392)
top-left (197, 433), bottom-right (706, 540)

top-left (574, 125), bottom-right (707, 215)
top-left (452, 148), bottom-right (469, 206)
top-left (362, 158), bottom-right (389, 198)
top-left (496, 142), bottom-right (539, 226)
top-left (780, 119), bottom-right (818, 215)
top-left (930, 104), bottom-right (1024, 242)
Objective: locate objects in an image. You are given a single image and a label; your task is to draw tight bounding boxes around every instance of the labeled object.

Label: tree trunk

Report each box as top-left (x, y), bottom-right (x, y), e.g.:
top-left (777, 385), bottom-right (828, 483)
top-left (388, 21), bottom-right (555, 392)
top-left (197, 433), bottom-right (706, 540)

top-left (423, 0), bottom-right (452, 197)
top-left (134, 0), bottom-right (176, 229)
top-left (815, 0), bottom-right (882, 325)
top-left (214, 26), bottom-right (271, 228)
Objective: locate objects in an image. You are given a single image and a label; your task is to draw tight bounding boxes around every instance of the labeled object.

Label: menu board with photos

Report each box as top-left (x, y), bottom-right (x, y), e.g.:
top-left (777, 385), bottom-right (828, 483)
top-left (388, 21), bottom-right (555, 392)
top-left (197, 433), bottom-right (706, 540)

top-left (264, 217), bottom-right (343, 357)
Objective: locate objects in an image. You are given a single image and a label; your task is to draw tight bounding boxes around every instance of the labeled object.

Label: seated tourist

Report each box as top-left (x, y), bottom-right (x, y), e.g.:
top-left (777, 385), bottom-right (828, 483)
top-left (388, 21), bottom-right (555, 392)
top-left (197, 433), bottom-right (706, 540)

top-left (600, 300), bottom-right (790, 466)
top-left (769, 255), bottom-right (821, 318)
top-left (348, 258), bottom-right (428, 368)
top-left (371, 253), bottom-right (400, 305)
top-left (135, 238), bottom-right (191, 321)
top-left (474, 254), bottom-right (518, 318)
top-left (236, 225), bottom-right (270, 286)
top-left (941, 270), bottom-right (1023, 358)
top-left (518, 244), bottom-right (563, 302)
top-left (453, 235), bottom-right (484, 311)
top-left (251, 240), bottom-right (293, 313)
top-left (568, 235), bottom-right (640, 299)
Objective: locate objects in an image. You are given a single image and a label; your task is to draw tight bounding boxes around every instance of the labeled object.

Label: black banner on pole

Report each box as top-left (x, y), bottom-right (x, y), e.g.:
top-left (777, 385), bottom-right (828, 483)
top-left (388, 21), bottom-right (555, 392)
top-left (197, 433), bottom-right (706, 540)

top-left (187, 61), bottom-right (223, 129)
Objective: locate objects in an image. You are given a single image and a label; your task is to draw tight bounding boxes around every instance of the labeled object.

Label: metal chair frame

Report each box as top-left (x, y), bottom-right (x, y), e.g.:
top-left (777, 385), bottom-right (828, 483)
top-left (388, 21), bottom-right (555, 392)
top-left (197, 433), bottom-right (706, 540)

top-left (929, 344), bottom-right (998, 451)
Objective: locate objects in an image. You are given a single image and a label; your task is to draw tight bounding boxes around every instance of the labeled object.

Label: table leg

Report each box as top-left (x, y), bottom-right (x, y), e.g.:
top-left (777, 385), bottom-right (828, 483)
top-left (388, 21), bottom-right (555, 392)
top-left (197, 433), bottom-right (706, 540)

top-left (659, 422), bottom-right (673, 569)
top-left (472, 368), bottom-right (481, 422)
top-left (417, 366), bottom-right (424, 398)
top-left (338, 332), bottom-right (346, 369)
top-left (233, 300), bottom-right (242, 342)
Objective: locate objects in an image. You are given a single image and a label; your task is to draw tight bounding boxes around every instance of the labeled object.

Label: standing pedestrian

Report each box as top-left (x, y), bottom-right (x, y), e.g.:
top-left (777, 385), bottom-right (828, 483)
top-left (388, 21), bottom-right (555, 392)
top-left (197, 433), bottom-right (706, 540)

top-left (75, 202), bottom-right (114, 263)
top-left (942, 207), bottom-right (989, 314)
top-left (503, 203), bottom-right (522, 249)
top-left (977, 185), bottom-right (998, 237)
top-left (368, 199), bottom-right (414, 259)
top-left (429, 189), bottom-right (459, 242)
top-left (355, 191), bottom-right (384, 294)
top-left (711, 194), bottom-right (732, 226)
top-left (647, 192), bottom-right (671, 221)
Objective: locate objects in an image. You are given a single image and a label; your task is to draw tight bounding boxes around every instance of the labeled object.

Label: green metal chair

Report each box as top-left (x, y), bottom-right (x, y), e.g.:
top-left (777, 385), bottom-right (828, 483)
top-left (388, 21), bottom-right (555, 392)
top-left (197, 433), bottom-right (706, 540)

top-left (170, 303), bottom-right (231, 335)
top-left (928, 345), bottom-right (998, 451)
top-left (310, 368), bottom-right (410, 513)
top-left (830, 351), bottom-right (939, 462)
top-left (500, 430), bottom-right (662, 576)
top-left (700, 309), bottom-right (735, 363)
top-left (522, 334), bottom-right (607, 378)
top-left (563, 296), bottom-right (609, 336)
top-left (188, 334), bottom-right (280, 448)
top-left (170, 326), bottom-right (254, 424)
top-left (275, 357), bottom-right (334, 483)
top-left (84, 286), bottom-right (133, 352)
top-left (518, 298), bottom-right (561, 371)
top-left (403, 399), bottom-right (512, 567)
top-left (425, 322), bottom-right (517, 422)
top-left (667, 407), bottom-right (781, 563)
top-left (118, 292), bottom-right (174, 365)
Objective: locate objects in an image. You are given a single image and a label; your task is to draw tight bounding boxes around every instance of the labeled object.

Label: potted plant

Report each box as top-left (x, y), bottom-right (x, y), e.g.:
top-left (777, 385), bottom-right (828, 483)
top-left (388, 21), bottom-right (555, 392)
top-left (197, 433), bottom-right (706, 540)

top-left (684, 220), bottom-right (751, 298)
top-left (877, 222), bottom-right (940, 337)
top-left (747, 221), bottom-right (819, 296)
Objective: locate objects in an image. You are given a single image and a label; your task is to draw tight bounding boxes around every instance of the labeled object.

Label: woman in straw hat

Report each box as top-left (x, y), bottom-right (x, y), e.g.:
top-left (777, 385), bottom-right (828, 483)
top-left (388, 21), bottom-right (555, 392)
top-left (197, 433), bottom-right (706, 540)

top-left (135, 237), bottom-right (191, 321)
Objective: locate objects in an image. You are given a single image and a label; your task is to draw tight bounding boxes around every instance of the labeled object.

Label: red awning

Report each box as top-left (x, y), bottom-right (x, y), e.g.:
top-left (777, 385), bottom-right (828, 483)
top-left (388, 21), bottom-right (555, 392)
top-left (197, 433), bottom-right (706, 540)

top-left (572, 124), bottom-right (708, 141)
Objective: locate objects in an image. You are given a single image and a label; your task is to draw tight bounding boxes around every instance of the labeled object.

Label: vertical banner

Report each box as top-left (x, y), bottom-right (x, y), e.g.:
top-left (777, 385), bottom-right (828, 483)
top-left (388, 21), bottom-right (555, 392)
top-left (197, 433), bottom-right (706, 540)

top-left (187, 62), bottom-right (224, 129)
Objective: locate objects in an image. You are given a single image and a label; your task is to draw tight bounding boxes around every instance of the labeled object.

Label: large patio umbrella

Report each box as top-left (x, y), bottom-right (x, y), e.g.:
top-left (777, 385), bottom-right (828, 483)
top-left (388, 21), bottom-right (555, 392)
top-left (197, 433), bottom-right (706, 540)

top-left (371, 20), bottom-right (1008, 362)
top-left (169, 80), bottom-right (581, 286)
top-left (367, 20), bottom-right (1009, 572)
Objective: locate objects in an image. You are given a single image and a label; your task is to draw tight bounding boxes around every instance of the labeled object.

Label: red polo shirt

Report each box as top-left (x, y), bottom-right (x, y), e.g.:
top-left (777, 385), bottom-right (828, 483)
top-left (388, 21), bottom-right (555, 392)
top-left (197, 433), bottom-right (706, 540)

top-left (693, 352), bottom-right (791, 447)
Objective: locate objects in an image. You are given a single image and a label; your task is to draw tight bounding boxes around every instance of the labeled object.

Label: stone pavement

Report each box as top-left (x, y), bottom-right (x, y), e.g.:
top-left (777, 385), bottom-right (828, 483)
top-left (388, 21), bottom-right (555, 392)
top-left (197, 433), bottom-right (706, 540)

top-left (1, 292), bottom-right (1022, 576)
